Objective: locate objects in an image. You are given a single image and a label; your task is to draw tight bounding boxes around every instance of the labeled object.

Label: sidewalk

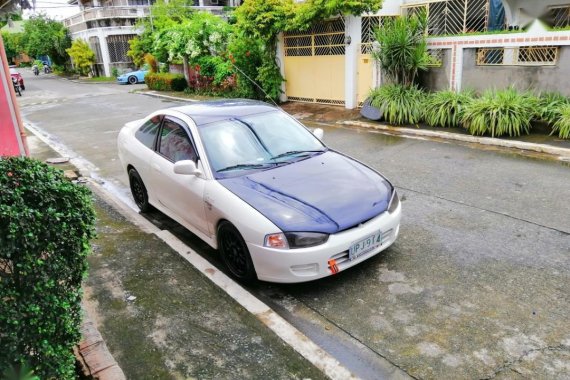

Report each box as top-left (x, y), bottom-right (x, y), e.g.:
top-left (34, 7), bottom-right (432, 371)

top-left (26, 134), bottom-right (346, 380)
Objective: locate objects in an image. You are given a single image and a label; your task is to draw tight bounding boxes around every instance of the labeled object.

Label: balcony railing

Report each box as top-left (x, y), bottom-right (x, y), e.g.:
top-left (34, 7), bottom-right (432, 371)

top-left (64, 5), bottom-right (228, 29)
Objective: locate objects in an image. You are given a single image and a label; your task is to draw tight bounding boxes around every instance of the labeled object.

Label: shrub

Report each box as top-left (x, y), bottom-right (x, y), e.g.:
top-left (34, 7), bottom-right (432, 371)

top-left (461, 88), bottom-right (536, 137)
top-left (424, 90), bottom-right (474, 128)
top-left (0, 157), bottom-right (96, 379)
top-left (145, 72), bottom-right (187, 91)
top-left (144, 53), bottom-right (158, 73)
top-left (535, 92), bottom-right (569, 124)
top-left (369, 84), bottom-right (425, 125)
top-left (551, 104), bottom-right (570, 139)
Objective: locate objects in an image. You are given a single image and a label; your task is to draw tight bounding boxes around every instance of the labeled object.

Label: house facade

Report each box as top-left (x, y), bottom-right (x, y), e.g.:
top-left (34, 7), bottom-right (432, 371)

top-left (278, 0), bottom-right (570, 109)
top-left (63, 0), bottom-right (240, 77)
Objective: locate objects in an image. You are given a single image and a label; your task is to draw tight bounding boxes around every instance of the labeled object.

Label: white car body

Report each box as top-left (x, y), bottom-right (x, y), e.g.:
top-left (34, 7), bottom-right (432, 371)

top-left (118, 100), bottom-right (401, 283)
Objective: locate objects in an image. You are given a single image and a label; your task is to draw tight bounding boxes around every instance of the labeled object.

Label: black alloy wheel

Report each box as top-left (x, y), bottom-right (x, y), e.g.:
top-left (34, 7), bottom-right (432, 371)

top-left (128, 168), bottom-right (151, 212)
top-left (128, 76), bottom-right (137, 84)
top-left (218, 222), bottom-right (257, 282)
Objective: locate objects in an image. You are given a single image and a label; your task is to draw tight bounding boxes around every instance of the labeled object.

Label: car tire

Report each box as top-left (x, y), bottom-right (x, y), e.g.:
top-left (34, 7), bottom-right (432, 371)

top-left (128, 76), bottom-right (137, 84)
top-left (218, 221), bottom-right (257, 282)
top-left (128, 168), bottom-right (151, 212)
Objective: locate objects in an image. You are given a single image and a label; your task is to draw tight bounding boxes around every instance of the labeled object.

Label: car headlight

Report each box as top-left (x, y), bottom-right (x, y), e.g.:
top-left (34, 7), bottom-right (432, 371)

top-left (387, 190), bottom-right (400, 214)
top-left (264, 232), bottom-right (329, 249)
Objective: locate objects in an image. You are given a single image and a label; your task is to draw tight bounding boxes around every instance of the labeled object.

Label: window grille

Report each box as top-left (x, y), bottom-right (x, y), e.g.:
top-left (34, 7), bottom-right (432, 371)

top-left (476, 46), bottom-right (558, 66)
top-left (548, 6), bottom-right (570, 29)
top-left (427, 49), bottom-right (444, 67)
top-left (284, 19), bottom-right (345, 57)
top-left (107, 34), bottom-right (136, 63)
top-left (360, 15), bottom-right (396, 54)
top-left (402, 0), bottom-right (496, 36)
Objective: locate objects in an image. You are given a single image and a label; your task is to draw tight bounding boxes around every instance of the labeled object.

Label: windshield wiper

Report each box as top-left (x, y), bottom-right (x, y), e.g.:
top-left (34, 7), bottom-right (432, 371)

top-left (271, 150), bottom-right (325, 160)
top-left (217, 163), bottom-right (274, 172)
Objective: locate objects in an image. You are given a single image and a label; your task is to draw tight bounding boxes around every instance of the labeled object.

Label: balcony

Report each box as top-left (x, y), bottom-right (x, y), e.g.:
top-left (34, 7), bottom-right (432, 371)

top-left (64, 5), bottom-right (229, 33)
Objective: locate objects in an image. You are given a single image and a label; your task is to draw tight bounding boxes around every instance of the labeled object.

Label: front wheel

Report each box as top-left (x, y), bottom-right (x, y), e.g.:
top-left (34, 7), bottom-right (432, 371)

top-left (218, 222), bottom-right (257, 282)
top-left (128, 168), bottom-right (151, 212)
top-left (14, 86), bottom-right (21, 96)
top-left (128, 76), bottom-right (137, 84)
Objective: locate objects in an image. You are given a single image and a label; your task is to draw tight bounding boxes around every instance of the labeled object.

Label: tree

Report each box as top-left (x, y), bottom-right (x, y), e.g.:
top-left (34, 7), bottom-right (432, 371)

top-left (21, 15), bottom-right (71, 66)
top-left (0, 0), bottom-right (31, 18)
top-left (1, 31), bottom-right (23, 64)
top-left (66, 39), bottom-right (95, 76)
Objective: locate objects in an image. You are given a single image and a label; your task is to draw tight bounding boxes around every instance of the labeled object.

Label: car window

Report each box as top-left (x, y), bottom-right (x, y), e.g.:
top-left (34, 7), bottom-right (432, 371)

top-left (199, 110), bottom-right (325, 175)
top-left (158, 119), bottom-right (197, 163)
top-left (135, 116), bottom-right (161, 149)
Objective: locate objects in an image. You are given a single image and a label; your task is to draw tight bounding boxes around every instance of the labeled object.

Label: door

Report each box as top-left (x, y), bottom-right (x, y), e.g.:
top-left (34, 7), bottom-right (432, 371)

top-left (148, 116), bottom-right (209, 235)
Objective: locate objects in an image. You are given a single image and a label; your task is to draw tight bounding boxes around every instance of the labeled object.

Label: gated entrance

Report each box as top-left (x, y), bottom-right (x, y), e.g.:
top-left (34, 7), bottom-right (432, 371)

top-left (283, 19), bottom-right (346, 106)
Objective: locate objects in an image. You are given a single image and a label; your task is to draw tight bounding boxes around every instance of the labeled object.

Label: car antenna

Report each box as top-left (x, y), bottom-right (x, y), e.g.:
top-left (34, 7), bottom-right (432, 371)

top-left (228, 61), bottom-right (282, 109)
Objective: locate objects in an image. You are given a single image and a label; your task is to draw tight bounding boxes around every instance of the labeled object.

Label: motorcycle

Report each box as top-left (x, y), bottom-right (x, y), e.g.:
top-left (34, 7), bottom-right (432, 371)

top-left (33, 65), bottom-right (39, 76)
top-left (12, 77), bottom-right (21, 96)
top-left (44, 65), bottom-right (52, 74)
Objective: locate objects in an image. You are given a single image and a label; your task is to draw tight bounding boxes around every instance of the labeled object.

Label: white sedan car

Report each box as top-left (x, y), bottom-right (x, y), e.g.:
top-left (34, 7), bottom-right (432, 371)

top-left (117, 100), bottom-right (401, 283)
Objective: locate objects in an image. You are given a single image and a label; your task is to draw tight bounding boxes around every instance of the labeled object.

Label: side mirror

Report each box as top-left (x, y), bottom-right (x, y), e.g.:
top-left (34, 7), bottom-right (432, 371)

top-left (313, 128), bottom-right (324, 140)
top-left (173, 160), bottom-right (202, 176)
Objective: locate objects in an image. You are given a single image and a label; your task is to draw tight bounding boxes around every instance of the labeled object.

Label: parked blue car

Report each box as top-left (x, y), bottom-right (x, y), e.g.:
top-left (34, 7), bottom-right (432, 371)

top-left (117, 67), bottom-right (149, 84)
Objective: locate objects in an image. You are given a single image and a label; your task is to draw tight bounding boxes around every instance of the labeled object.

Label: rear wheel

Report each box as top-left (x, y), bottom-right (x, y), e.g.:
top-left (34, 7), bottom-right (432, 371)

top-left (128, 168), bottom-right (151, 212)
top-left (128, 76), bottom-right (137, 84)
top-left (218, 221), bottom-right (257, 282)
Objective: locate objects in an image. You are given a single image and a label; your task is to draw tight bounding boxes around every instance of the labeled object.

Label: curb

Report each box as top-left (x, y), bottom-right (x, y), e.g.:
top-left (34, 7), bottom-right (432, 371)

top-left (339, 120), bottom-right (570, 160)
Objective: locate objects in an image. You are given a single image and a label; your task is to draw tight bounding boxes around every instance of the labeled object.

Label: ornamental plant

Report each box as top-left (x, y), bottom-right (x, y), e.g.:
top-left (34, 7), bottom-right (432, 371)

top-left (461, 88), bottom-right (537, 137)
top-left (0, 157), bottom-right (96, 379)
top-left (424, 90), bottom-right (474, 128)
top-left (369, 84), bottom-right (425, 125)
top-left (372, 10), bottom-right (430, 86)
top-left (551, 103), bottom-right (570, 139)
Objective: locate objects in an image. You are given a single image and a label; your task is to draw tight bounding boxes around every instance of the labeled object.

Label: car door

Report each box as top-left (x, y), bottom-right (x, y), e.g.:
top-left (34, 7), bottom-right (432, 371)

top-left (148, 116), bottom-right (209, 235)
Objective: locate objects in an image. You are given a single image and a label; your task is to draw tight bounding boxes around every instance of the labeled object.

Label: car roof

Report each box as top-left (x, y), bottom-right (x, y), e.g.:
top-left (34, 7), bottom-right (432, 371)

top-left (169, 99), bottom-right (279, 126)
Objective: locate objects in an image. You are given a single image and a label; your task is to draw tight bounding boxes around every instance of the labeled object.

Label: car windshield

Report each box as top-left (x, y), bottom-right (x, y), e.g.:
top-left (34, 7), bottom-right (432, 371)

top-left (199, 110), bottom-right (326, 177)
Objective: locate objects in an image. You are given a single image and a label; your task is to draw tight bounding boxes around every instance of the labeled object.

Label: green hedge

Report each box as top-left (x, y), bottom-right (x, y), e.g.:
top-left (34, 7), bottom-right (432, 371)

top-left (145, 72), bottom-right (188, 91)
top-left (0, 157), bottom-right (96, 379)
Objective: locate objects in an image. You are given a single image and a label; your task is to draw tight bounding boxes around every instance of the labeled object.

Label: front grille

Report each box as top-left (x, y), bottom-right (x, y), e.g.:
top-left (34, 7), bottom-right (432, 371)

top-left (327, 229), bottom-right (394, 273)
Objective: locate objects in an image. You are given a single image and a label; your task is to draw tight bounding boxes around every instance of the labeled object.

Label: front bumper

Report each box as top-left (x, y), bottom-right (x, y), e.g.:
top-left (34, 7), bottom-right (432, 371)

top-left (116, 77), bottom-right (128, 84)
top-left (248, 202), bottom-right (402, 283)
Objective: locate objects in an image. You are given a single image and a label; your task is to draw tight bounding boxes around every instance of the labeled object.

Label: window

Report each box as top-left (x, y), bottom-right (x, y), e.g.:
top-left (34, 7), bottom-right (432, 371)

top-left (158, 119), bottom-right (197, 163)
top-left (135, 116), bottom-right (161, 149)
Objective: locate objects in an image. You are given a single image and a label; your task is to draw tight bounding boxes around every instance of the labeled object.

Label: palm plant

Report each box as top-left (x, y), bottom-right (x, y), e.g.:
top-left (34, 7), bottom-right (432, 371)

top-left (551, 104), bottom-right (570, 139)
top-left (424, 90), bottom-right (474, 128)
top-left (369, 84), bottom-right (425, 125)
top-left (372, 11), bottom-right (430, 86)
top-left (461, 88), bottom-right (536, 137)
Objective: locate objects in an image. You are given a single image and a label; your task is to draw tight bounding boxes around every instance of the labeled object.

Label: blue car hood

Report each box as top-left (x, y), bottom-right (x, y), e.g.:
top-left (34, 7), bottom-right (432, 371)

top-left (219, 151), bottom-right (392, 234)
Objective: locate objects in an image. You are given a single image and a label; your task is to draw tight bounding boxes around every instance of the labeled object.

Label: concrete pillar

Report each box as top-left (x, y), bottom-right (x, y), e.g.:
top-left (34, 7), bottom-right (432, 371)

top-left (344, 15), bottom-right (361, 109)
top-left (276, 32), bottom-right (287, 103)
top-left (98, 30), bottom-right (112, 77)
top-left (450, 44), bottom-right (463, 92)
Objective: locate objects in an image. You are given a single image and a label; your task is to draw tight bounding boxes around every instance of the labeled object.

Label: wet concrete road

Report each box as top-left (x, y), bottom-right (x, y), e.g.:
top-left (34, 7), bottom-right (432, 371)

top-left (18, 70), bottom-right (570, 379)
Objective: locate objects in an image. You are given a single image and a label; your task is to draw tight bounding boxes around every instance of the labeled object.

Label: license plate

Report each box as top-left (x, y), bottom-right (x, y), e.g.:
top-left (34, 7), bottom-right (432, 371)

top-left (349, 231), bottom-right (383, 261)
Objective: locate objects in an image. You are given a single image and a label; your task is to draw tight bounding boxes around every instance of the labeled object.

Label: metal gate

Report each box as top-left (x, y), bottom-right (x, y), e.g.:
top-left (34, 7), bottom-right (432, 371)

top-left (284, 19), bottom-right (346, 106)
